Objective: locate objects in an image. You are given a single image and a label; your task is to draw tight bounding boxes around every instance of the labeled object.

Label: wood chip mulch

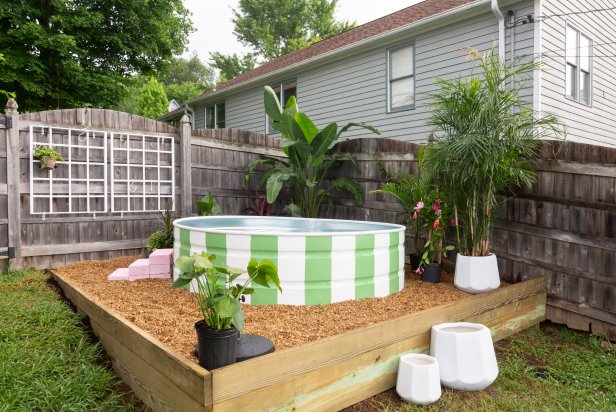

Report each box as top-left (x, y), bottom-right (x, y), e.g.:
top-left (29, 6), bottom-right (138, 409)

top-left (53, 256), bottom-right (470, 363)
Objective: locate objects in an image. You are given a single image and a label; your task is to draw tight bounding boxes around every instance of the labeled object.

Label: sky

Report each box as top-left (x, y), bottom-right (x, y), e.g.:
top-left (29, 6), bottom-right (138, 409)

top-left (182, 0), bottom-right (424, 61)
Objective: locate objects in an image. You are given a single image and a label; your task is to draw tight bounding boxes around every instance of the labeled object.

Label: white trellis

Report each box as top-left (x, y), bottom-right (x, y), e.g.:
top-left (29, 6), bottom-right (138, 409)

top-left (29, 125), bottom-right (108, 215)
top-left (110, 132), bottom-right (175, 213)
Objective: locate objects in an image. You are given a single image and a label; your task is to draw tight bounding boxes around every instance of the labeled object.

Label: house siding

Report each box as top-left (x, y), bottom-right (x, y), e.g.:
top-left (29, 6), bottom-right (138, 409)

top-left (192, 1), bottom-right (536, 143)
top-left (541, 0), bottom-right (616, 147)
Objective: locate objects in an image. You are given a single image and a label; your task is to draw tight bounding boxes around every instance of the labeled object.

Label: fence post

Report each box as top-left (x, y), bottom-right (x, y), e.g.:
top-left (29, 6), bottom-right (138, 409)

top-left (5, 98), bottom-right (21, 269)
top-left (179, 114), bottom-right (192, 217)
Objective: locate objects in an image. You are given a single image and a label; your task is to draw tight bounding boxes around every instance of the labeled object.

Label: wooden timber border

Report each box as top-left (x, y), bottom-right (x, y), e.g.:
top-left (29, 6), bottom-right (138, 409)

top-left (52, 270), bottom-right (546, 412)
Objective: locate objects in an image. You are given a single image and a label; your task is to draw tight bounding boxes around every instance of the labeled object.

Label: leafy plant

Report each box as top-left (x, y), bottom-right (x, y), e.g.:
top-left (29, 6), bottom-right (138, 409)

top-left (244, 191), bottom-right (273, 216)
top-left (33, 145), bottom-right (64, 169)
top-left (172, 252), bottom-right (281, 331)
top-left (426, 48), bottom-right (564, 256)
top-left (244, 86), bottom-right (379, 218)
top-left (146, 206), bottom-right (174, 255)
top-left (374, 148), bottom-right (433, 256)
top-left (196, 193), bottom-right (220, 216)
top-left (412, 193), bottom-right (454, 273)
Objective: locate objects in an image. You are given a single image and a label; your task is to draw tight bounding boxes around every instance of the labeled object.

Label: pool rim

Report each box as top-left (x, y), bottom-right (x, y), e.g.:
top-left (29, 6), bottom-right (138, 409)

top-left (173, 215), bottom-right (406, 237)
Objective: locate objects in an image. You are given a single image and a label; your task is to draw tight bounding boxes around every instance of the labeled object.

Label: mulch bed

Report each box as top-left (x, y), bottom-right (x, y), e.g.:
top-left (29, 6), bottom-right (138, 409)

top-left (54, 256), bottom-right (470, 363)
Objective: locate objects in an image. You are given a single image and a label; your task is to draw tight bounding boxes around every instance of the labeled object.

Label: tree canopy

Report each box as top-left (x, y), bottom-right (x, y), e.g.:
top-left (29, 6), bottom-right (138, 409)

top-left (0, 0), bottom-right (193, 112)
top-left (232, 0), bottom-right (355, 60)
top-left (210, 52), bottom-right (257, 83)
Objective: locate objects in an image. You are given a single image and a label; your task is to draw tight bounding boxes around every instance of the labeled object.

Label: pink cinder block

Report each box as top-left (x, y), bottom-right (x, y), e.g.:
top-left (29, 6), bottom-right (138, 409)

top-left (150, 263), bottom-right (171, 276)
top-left (108, 268), bottom-right (129, 281)
top-left (150, 273), bottom-right (171, 279)
top-left (129, 259), bottom-right (150, 280)
top-left (149, 248), bottom-right (173, 265)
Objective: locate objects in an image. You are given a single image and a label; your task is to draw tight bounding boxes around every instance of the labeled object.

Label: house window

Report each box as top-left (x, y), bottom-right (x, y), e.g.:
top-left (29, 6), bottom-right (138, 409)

top-left (565, 25), bottom-right (592, 105)
top-left (387, 43), bottom-right (415, 112)
top-left (266, 80), bottom-right (297, 134)
top-left (205, 102), bottom-right (225, 129)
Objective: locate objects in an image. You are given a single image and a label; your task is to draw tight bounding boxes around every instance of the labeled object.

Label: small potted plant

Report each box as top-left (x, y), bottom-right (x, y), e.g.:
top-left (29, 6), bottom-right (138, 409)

top-left (414, 194), bottom-right (454, 283)
top-left (172, 252), bottom-right (281, 370)
top-left (33, 145), bottom-right (64, 170)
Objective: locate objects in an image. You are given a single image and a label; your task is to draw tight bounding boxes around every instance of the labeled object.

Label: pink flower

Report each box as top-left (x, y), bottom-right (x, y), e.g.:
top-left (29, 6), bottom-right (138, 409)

top-left (449, 218), bottom-right (457, 227)
top-left (412, 212), bottom-right (417, 219)
top-left (431, 203), bottom-right (440, 213)
top-left (413, 201), bottom-right (424, 212)
top-left (433, 220), bottom-right (440, 229)
top-left (415, 267), bottom-right (423, 275)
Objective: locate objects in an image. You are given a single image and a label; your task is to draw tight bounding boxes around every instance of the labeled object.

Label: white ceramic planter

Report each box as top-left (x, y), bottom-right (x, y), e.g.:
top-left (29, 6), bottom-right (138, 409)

top-left (396, 353), bottom-right (442, 405)
top-left (454, 253), bottom-right (500, 294)
top-left (430, 322), bottom-right (498, 391)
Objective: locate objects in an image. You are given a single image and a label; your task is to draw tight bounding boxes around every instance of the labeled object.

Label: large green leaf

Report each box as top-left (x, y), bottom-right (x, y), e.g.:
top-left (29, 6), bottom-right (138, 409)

top-left (171, 276), bottom-right (193, 288)
top-left (211, 295), bottom-right (240, 319)
top-left (295, 112), bottom-right (319, 144)
top-left (231, 306), bottom-right (245, 331)
top-left (247, 259), bottom-right (282, 292)
top-left (266, 168), bottom-right (294, 203)
top-left (264, 86), bottom-right (282, 121)
top-left (335, 122), bottom-right (381, 145)
top-left (174, 256), bottom-right (194, 273)
top-left (310, 123), bottom-right (338, 163)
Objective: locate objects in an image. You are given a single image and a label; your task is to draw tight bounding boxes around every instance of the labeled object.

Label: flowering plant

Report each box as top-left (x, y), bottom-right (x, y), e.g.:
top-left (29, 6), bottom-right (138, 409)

top-left (412, 191), bottom-right (455, 274)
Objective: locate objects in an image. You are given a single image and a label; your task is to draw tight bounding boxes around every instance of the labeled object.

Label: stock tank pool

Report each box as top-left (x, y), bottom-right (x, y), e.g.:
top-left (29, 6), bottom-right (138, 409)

top-left (173, 216), bottom-right (405, 305)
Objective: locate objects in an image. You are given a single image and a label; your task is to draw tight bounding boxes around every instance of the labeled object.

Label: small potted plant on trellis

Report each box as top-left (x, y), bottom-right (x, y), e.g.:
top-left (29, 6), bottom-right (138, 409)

top-left (33, 145), bottom-right (64, 170)
top-left (172, 252), bottom-right (280, 370)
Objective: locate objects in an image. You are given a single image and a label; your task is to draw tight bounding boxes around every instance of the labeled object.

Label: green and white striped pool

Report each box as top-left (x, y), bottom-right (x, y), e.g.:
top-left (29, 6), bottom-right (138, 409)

top-left (173, 216), bottom-right (406, 305)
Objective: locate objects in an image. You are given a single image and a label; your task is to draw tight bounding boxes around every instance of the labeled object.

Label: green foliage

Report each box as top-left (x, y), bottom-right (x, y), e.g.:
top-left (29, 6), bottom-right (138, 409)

top-left (0, 269), bottom-right (138, 410)
top-left (165, 82), bottom-right (208, 105)
top-left (231, 0), bottom-right (355, 60)
top-left (244, 86), bottom-right (378, 217)
top-left (0, 54), bottom-right (15, 100)
top-left (426, 48), bottom-right (564, 256)
top-left (196, 193), bottom-right (220, 216)
top-left (160, 53), bottom-right (215, 86)
top-left (374, 148), bottom-right (433, 254)
top-left (412, 193), bottom-right (454, 269)
top-left (210, 52), bottom-right (257, 83)
top-left (0, 0), bottom-right (192, 112)
top-left (32, 145), bottom-right (64, 168)
top-left (135, 78), bottom-right (168, 119)
top-left (146, 207), bottom-right (174, 255)
top-left (173, 252), bottom-right (280, 331)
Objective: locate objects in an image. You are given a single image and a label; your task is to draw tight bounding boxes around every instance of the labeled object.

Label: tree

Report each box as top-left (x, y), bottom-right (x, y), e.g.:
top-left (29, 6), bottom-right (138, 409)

top-left (0, 54), bottom-right (15, 100)
top-left (231, 0), bottom-right (355, 60)
top-left (0, 0), bottom-right (192, 112)
top-left (135, 78), bottom-right (168, 119)
top-left (160, 54), bottom-right (215, 86)
top-left (210, 52), bottom-right (257, 83)
top-left (165, 82), bottom-right (208, 106)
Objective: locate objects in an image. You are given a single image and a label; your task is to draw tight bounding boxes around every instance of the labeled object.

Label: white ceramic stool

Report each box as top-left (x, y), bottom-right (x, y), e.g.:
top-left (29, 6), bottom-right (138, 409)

top-left (430, 322), bottom-right (498, 391)
top-left (396, 353), bottom-right (442, 405)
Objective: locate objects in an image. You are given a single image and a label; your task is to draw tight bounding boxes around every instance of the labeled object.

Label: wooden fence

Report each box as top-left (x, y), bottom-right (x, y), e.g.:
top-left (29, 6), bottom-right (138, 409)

top-left (1, 101), bottom-right (614, 339)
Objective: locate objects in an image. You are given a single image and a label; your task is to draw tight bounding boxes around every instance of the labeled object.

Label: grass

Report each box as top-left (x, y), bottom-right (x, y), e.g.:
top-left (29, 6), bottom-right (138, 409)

top-left (0, 268), bottom-right (142, 412)
top-left (353, 323), bottom-right (616, 412)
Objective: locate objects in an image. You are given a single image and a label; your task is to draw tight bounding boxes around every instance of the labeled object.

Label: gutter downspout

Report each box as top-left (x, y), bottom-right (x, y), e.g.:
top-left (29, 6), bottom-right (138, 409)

top-left (491, 0), bottom-right (505, 59)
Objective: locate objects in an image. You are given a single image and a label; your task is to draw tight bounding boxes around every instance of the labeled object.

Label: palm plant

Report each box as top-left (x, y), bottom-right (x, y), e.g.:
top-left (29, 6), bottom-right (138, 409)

top-left (426, 48), bottom-right (564, 256)
top-left (244, 86), bottom-right (379, 218)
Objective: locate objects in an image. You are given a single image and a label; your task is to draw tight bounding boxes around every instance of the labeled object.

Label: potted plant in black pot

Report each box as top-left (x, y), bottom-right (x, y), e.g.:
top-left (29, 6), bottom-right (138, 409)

top-left (375, 150), bottom-right (433, 270)
top-left (33, 145), bottom-right (64, 170)
top-left (414, 193), bottom-right (454, 283)
top-left (172, 252), bottom-right (281, 370)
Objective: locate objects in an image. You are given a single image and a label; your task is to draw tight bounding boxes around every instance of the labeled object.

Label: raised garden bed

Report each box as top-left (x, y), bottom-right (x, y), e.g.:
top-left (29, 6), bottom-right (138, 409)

top-left (52, 257), bottom-right (546, 411)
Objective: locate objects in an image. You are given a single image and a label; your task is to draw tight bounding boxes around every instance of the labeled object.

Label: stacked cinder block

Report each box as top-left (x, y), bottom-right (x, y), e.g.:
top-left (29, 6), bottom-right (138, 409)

top-left (106, 249), bottom-right (174, 281)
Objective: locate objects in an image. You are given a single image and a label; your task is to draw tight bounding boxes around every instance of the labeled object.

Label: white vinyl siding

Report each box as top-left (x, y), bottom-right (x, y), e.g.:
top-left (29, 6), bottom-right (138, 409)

top-left (541, 0), bottom-right (616, 147)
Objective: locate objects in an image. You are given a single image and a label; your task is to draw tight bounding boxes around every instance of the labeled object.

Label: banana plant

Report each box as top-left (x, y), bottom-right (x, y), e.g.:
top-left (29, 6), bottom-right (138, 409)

top-left (244, 86), bottom-right (380, 218)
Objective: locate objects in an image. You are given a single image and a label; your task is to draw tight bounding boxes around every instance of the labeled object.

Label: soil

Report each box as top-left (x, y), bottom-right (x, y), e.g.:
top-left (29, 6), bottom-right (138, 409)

top-left (54, 256), bottom-right (470, 363)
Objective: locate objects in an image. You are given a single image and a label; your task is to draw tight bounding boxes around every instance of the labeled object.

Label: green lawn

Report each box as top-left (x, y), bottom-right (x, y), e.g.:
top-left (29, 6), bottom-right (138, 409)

top-left (352, 323), bottom-right (616, 412)
top-left (0, 268), bottom-right (142, 412)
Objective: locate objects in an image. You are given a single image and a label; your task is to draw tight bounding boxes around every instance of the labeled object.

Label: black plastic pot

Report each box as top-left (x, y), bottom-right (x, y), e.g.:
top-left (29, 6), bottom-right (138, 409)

top-left (409, 254), bottom-right (421, 271)
top-left (421, 263), bottom-right (442, 284)
top-left (194, 320), bottom-right (238, 370)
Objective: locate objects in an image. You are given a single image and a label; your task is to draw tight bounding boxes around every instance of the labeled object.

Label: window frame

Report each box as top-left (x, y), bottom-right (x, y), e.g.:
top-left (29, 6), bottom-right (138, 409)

top-left (565, 22), bottom-right (593, 107)
top-left (205, 101), bottom-right (225, 129)
top-left (386, 41), bottom-right (416, 113)
top-left (265, 79), bottom-right (297, 134)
